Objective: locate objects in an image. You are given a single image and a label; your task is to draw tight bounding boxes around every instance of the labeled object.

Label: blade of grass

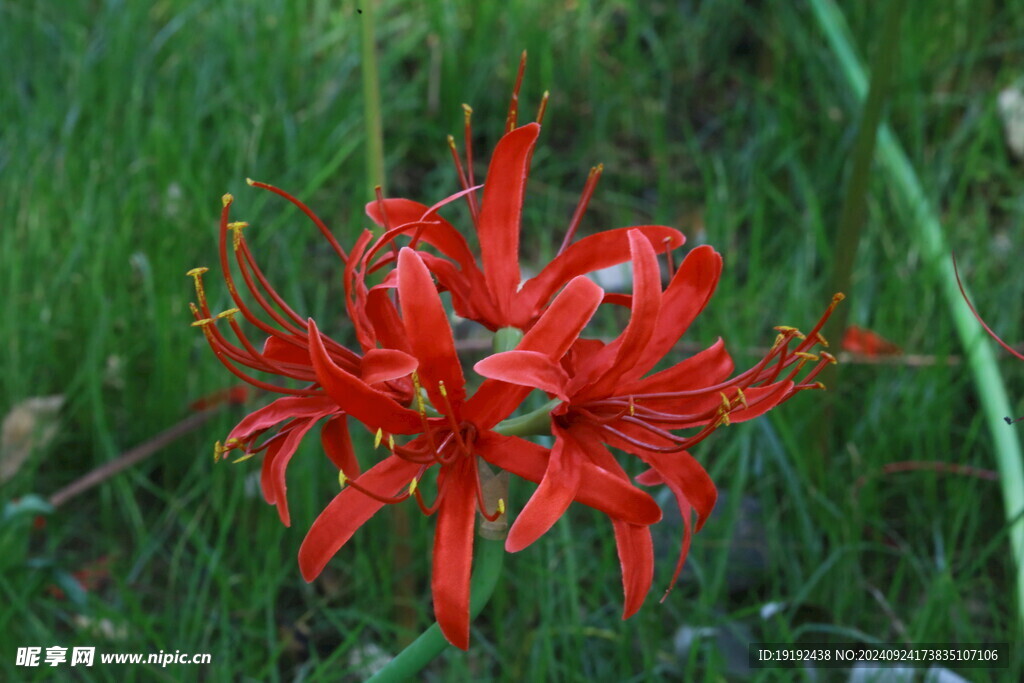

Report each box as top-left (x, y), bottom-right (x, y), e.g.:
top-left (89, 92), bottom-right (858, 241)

top-left (808, 0), bottom-right (1024, 629)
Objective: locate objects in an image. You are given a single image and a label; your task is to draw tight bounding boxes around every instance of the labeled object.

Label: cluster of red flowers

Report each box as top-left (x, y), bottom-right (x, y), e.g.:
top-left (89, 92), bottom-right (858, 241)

top-left (188, 58), bottom-right (839, 650)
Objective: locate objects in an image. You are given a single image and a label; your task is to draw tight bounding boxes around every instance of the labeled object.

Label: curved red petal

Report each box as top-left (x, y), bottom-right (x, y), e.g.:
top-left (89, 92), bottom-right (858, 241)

top-left (465, 276), bottom-right (603, 428)
top-left (397, 248), bottom-right (467, 410)
top-left (360, 348), bottom-right (418, 386)
top-left (260, 416), bottom-right (322, 527)
top-left (431, 459), bottom-right (478, 650)
top-left (320, 415), bottom-right (361, 478)
top-left (612, 520), bottom-right (653, 619)
top-left (620, 338), bottom-right (734, 396)
top-left (476, 432), bottom-right (661, 527)
top-left (477, 123), bottom-right (540, 320)
top-left (298, 455), bottom-right (420, 581)
top-left (473, 350), bottom-right (569, 400)
top-left (575, 230), bottom-right (662, 397)
top-left (505, 424), bottom-right (582, 552)
top-left (629, 245), bottom-right (723, 381)
top-left (226, 396), bottom-right (337, 443)
top-left (307, 318), bottom-right (422, 434)
top-left (516, 225), bottom-right (684, 326)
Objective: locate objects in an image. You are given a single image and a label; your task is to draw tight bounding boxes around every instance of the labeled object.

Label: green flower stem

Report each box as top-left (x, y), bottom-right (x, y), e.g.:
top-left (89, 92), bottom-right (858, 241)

top-left (493, 398), bottom-right (560, 437)
top-left (809, 0), bottom-right (1024, 629)
top-left (367, 537), bottom-right (504, 683)
top-left (360, 1), bottom-right (385, 200)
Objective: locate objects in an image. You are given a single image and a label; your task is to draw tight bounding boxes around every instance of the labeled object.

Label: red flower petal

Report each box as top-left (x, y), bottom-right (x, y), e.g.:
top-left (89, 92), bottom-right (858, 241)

top-left (620, 338), bottom-right (734, 397)
top-left (465, 275), bottom-right (603, 428)
top-left (516, 225), bottom-right (684, 326)
top-left (505, 423), bottom-right (583, 552)
top-left (580, 230), bottom-right (663, 397)
top-left (476, 432), bottom-right (661, 527)
top-left (307, 318), bottom-right (422, 434)
top-left (629, 245), bottom-right (722, 381)
top-left (397, 248), bottom-right (467, 410)
top-left (360, 348), bottom-right (418, 386)
top-left (476, 123), bottom-right (540, 320)
top-left (298, 455), bottom-right (421, 581)
top-left (431, 458), bottom-right (478, 650)
top-left (365, 198), bottom-right (482, 278)
top-left (261, 416), bottom-right (322, 526)
top-left (473, 350), bottom-right (569, 401)
top-left (612, 520), bottom-right (654, 619)
top-left (320, 415), bottom-right (361, 478)
top-left (226, 396), bottom-right (337, 443)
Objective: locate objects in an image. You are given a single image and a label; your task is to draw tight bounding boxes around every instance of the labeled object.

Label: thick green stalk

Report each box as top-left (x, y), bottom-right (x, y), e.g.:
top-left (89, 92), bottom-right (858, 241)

top-left (808, 0), bottom-right (1024, 629)
top-left (360, 1), bottom-right (386, 199)
top-left (367, 538), bottom-right (504, 682)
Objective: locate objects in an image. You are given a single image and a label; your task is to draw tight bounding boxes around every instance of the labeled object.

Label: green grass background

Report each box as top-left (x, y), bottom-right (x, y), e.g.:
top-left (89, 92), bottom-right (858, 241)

top-left (2, 0), bottom-right (1022, 680)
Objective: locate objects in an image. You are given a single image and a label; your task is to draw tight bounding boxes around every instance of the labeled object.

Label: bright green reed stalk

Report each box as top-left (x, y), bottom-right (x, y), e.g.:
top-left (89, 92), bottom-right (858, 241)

top-left (809, 0), bottom-right (1024, 630)
top-left (360, 2), bottom-right (386, 198)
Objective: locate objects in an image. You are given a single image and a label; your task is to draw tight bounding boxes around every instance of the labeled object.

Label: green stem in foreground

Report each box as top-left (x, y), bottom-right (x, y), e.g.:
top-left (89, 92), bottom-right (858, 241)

top-left (809, 0), bottom-right (1024, 630)
top-left (367, 538), bottom-right (504, 683)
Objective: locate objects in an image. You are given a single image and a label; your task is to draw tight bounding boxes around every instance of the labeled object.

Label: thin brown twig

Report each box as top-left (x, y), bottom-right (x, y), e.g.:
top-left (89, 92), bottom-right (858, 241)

top-left (48, 408), bottom-right (222, 508)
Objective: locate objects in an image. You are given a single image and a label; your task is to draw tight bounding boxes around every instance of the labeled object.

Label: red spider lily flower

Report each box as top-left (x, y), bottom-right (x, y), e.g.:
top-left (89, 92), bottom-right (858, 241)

top-left (364, 55), bottom-right (685, 331)
top-left (297, 247), bottom-right (662, 649)
top-left (188, 190), bottom-right (418, 526)
top-left (476, 230), bottom-right (841, 611)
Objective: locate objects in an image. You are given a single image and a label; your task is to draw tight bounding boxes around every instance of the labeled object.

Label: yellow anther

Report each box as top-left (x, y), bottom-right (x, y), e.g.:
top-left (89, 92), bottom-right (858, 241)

top-left (222, 193), bottom-right (233, 207)
top-left (718, 413), bottom-right (731, 427)
top-left (813, 381), bottom-right (827, 390)
top-left (794, 352), bottom-right (819, 362)
top-left (374, 428), bottom-right (383, 448)
top-left (409, 477), bottom-right (418, 496)
top-left (232, 452), bottom-right (256, 464)
top-left (187, 267), bottom-right (209, 278)
top-left (213, 440), bottom-right (223, 462)
top-left (388, 435), bottom-right (395, 450)
top-left (720, 392), bottom-right (731, 410)
top-left (814, 332), bottom-right (830, 348)
top-left (462, 103), bottom-right (473, 119)
top-left (189, 302), bottom-right (200, 315)
top-left (595, 162), bottom-right (604, 173)
top-left (832, 292), bottom-right (846, 304)
top-left (245, 178), bottom-right (256, 186)
top-left (338, 469), bottom-right (348, 488)
top-left (821, 351), bottom-right (838, 365)
top-left (734, 387), bottom-right (748, 409)
top-left (226, 221), bottom-right (249, 251)
top-left (774, 325), bottom-right (807, 340)
top-left (439, 381), bottom-right (448, 398)
top-left (411, 372), bottom-right (427, 415)
top-left (216, 308), bottom-right (240, 320)
top-left (447, 134), bottom-right (457, 149)
top-left (191, 317), bottom-right (215, 327)
top-left (225, 438), bottom-right (241, 447)
top-left (628, 396), bottom-right (635, 417)
top-left (497, 499), bottom-right (506, 515)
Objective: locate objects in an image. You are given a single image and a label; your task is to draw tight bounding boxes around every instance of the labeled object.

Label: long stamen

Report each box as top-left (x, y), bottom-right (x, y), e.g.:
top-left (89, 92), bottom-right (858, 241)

top-left (505, 50), bottom-right (528, 133)
top-left (461, 104), bottom-right (480, 222)
top-left (558, 164), bottom-right (603, 256)
top-left (536, 90), bottom-right (549, 125)
top-left (245, 178), bottom-right (348, 263)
